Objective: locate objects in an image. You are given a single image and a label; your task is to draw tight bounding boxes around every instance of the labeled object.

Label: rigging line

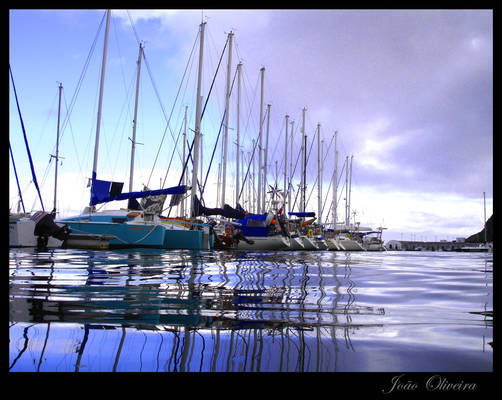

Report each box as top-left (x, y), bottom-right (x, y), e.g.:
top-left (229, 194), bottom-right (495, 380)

top-left (9, 65), bottom-right (44, 211)
top-left (159, 46), bottom-right (197, 189)
top-left (108, 71), bottom-right (136, 180)
top-left (200, 34), bottom-right (228, 121)
top-left (167, 30), bottom-right (228, 194)
top-left (237, 135), bottom-right (258, 202)
top-left (9, 142), bottom-right (25, 213)
top-left (62, 88), bottom-right (87, 179)
top-left (167, 137), bottom-right (195, 217)
top-left (200, 65), bottom-right (238, 201)
top-left (289, 147), bottom-right (305, 212)
top-left (237, 104), bottom-right (269, 204)
top-left (161, 114), bottom-right (185, 189)
top-left (60, 10), bottom-right (106, 142)
top-left (162, 48), bottom-right (199, 188)
top-left (321, 168), bottom-right (340, 221)
top-left (164, 31), bottom-right (228, 197)
top-left (241, 67), bottom-right (260, 147)
top-left (126, 10), bottom-right (141, 46)
top-left (36, 87), bottom-right (59, 152)
top-left (304, 132), bottom-right (318, 206)
top-left (309, 133), bottom-right (336, 219)
top-left (146, 30), bottom-right (199, 187)
top-left (167, 33), bottom-right (229, 207)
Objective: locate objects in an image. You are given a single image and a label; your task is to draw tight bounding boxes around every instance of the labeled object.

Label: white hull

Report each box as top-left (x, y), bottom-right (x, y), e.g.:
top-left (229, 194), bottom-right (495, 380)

top-left (288, 236), bottom-right (305, 250)
top-left (338, 238), bottom-right (366, 251)
top-left (236, 235), bottom-right (290, 250)
top-left (314, 236), bottom-right (329, 250)
top-left (364, 243), bottom-right (387, 251)
top-left (9, 218), bottom-right (63, 248)
top-left (326, 238), bottom-right (341, 250)
top-left (300, 236), bottom-right (319, 250)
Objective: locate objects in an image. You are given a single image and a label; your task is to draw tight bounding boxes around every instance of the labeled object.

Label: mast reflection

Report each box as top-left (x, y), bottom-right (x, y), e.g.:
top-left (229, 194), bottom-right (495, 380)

top-left (9, 249), bottom-right (385, 372)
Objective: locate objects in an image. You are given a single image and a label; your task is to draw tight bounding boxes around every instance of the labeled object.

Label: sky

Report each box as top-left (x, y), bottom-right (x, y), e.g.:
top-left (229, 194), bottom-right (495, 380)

top-left (9, 9), bottom-right (493, 242)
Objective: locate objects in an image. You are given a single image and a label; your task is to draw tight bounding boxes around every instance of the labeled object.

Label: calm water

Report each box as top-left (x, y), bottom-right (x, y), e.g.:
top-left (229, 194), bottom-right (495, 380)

top-left (9, 248), bottom-right (492, 372)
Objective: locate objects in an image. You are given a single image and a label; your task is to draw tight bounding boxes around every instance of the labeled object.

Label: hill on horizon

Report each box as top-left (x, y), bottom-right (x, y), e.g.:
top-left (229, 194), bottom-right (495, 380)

top-left (466, 214), bottom-right (493, 243)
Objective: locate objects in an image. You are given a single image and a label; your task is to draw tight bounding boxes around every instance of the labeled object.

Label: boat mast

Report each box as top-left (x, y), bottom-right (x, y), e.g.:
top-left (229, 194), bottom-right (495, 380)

top-left (190, 21), bottom-right (206, 218)
top-left (289, 120), bottom-right (294, 213)
top-left (316, 123), bottom-right (322, 226)
top-left (483, 191), bottom-right (487, 243)
top-left (258, 67), bottom-right (265, 214)
top-left (235, 62), bottom-right (242, 205)
top-left (300, 107), bottom-right (306, 213)
top-left (91, 9), bottom-right (111, 188)
top-left (345, 156), bottom-right (349, 227)
top-left (129, 42), bottom-right (143, 192)
top-left (53, 82), bottom-right (63, 213)
top-left (252, 139), bottom-right (256, 213)
top-left (349, 155), bottom-right (353, 226)
top-left (221, 31), bottom-right (233, 208)
top-left (283, 114), bottom-right (289, 214)
top-left (332, 131), bottom-right (338, 230)
top-left (181, 105), bottom-right (188, 217)
top-left (264, 103), bottom-right (271, 211)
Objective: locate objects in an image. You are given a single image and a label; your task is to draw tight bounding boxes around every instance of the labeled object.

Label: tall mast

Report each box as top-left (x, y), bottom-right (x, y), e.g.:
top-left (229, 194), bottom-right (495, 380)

top-left (129, 42), bottom-right (143, 192)
top-left (289, 120), bottom-right (294, 213)
top-left (332, 131), bottom-right (338, 229)
top-left (247, 151), bottom-right (251, 211)
top-left (258, 67), bottom-right (265, 214)
top-left (190, 22), bottom-right (206, 217)
top-left (252, 139), bottom-right (256, 213)
top-left (53, 82), bottom-right (63, 212)
top-left (483, 191), bottom-right (487, 243)
top-left (264, 103), bottom-right (271, 212)
top-left (316, 123), bottom-right (322, 226)
top-left (221, 31), bottom-right (233, 208)
top-left (300, 107), bottom-right (306, 213)
top-left (235, 62), bottom-right (242, 205)
top-left (91, 9), bottom-right (111, 185)
top-left (181, 105), bottom-right (188, 217)
top-left (345, 156), bottom-right (349, 227)
top-left (349, 155), bottom-right (353, 226)
top-left (283, 114), bottom-right (289, 214)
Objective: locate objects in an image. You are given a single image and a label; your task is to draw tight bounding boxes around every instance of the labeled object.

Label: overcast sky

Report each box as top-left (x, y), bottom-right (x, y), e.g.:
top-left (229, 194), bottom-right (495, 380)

top-left (9, 9), bottom-right (493, 242)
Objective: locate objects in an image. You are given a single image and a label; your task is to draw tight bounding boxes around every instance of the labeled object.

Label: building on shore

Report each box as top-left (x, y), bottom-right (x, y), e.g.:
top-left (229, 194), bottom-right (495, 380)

top-left (385, 239), bottom-right (489, 251)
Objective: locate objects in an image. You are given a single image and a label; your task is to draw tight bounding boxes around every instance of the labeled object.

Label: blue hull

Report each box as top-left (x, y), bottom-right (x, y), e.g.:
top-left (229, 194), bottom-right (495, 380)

top-left (163, 228), bottom-right (203, 250)
top-left (62, 220), bottom-right (212, 250)
top-left (64, 220), bottom-right (166, 248)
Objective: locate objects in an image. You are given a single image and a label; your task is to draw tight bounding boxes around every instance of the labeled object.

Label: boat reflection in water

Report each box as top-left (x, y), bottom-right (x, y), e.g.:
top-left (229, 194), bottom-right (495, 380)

top-left (10, 248), bottom-right (492, 372)
top-left (9, 248), bottom-right (386, 372)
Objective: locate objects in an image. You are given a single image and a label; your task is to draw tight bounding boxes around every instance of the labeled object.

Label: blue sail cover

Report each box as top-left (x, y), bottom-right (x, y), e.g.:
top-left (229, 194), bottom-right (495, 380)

top-left (288, 212), bottom-right (316, 218)
top-left (235, 213), bottom-right (271, 237)
top-left (90, 173), bottom-right (187, 206)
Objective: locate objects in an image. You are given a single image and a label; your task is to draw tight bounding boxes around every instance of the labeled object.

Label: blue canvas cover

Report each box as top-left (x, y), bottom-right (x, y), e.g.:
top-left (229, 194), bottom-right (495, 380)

top-left (90, 173), bottom-right (187, 206)
top-left (288, 212), bottom-right (316, 218)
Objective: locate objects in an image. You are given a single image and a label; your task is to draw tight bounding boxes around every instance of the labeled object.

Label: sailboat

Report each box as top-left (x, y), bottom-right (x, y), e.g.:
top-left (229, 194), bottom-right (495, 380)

top-left (57, 11), bottom-right (213, 250)
top-left (9, 68), bottom-right (71, 249)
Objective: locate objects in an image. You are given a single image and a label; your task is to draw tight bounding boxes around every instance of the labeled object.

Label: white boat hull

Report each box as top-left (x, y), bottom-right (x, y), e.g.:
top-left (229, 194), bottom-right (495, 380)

top-left (9, 218), bottom-right (63, 248)
top-left (300, 236), bottom-right (319, 250)
top-left (314, 236), bottom-right (329, 250)
top-left (236, 235), bottom-right (290, 250)
top-left (288, 236), bottom-right (305, 250)
top-left (338, 238), bottom-right (366, 251)
top-left (364, 243), bottom-right (387, 251)
top-left (326, 238), bottom-right (341, 250)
